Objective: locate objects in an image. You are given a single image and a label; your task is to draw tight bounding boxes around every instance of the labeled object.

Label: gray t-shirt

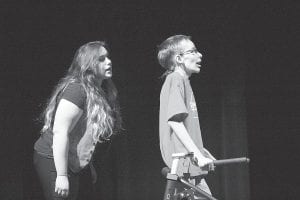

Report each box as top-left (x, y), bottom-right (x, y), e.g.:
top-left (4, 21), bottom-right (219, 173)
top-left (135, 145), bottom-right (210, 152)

top-left (159, 71), bottom-right (204, 176)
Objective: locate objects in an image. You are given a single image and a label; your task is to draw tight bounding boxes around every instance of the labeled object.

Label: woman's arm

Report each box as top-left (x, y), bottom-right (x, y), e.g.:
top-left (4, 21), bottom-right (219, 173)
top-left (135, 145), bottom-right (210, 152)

top-left (52, 99), bottom-right (83, 196)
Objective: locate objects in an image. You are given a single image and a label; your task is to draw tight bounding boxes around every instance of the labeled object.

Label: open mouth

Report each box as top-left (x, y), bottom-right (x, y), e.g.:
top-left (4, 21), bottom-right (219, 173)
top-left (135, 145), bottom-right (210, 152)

top-left (196, 61), bottom-right (202, 67)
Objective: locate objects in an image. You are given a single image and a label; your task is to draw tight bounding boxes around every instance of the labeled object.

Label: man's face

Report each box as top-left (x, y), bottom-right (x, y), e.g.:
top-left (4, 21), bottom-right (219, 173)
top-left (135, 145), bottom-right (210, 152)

top-left (178, 39), bottom-right (202, 76)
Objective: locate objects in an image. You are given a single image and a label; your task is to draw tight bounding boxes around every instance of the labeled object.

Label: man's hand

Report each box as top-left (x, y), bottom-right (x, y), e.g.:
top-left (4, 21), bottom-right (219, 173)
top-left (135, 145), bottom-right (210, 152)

top-left (194, 154), bottom-right (213, 168)
top-left (202, 148), bottom-right (216, 161)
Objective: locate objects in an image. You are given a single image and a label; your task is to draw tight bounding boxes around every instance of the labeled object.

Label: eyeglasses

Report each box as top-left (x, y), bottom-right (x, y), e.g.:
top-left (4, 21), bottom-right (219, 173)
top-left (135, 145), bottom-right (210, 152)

top-left (179, 48), bottom-right (199, 56)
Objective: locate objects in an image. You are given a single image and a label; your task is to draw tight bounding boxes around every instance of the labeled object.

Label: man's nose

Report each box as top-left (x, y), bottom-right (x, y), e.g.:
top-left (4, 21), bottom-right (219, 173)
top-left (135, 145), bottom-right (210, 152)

top-left (198, 52), bottom-right (202, 58)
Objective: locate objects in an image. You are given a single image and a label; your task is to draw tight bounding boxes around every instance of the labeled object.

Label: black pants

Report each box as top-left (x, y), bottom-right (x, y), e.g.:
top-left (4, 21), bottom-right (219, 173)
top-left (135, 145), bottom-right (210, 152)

top-left (33, 151), bottom-right (95, 200)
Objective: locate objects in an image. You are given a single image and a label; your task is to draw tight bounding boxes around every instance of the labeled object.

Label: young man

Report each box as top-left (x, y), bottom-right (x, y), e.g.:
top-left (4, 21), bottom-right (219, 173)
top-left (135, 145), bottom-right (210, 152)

top-left (158, 35), bottom-right (215, 198)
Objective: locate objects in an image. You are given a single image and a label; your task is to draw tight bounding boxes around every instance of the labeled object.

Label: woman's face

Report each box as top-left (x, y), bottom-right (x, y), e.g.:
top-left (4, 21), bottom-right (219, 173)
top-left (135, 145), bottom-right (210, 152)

top-left (96, 47), bottom-right (112, 80)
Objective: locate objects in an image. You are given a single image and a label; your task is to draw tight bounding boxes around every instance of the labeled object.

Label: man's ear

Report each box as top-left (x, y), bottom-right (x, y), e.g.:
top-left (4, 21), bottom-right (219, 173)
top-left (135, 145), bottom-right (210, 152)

top-left (175, 54), bottom-right (183, 64)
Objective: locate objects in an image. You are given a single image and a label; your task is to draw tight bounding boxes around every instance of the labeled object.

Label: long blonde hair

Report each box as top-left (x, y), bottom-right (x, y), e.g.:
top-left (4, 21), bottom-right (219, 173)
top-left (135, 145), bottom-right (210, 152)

top-left (41, 41), bottom-right (122, 142)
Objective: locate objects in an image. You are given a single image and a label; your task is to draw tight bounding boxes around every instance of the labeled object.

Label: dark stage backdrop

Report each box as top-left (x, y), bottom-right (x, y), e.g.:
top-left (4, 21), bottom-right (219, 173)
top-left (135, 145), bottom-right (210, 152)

top-left (1, 1), bottom-right (299, 200)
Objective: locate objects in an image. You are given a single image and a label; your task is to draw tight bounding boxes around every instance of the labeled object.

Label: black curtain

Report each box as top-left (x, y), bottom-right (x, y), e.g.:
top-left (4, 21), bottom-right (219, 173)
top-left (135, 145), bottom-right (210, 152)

top-left (1, 1), bottom-right (298, 200)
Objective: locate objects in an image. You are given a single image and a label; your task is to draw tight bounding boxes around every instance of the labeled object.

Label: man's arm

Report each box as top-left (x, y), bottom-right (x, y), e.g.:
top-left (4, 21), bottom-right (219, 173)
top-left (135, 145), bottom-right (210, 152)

top-left (168, 121), bottom-right (212, 167)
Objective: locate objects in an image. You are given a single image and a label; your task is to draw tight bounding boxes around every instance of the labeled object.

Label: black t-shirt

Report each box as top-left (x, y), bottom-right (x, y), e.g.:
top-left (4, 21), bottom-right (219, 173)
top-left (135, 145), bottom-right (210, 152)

top-left (34, 82), bottom-right (86, 157)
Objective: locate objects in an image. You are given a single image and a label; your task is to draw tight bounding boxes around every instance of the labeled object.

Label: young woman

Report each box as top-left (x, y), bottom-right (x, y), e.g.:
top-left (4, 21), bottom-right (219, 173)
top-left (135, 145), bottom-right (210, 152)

top-left (34, 41), bottom-right (122, 199)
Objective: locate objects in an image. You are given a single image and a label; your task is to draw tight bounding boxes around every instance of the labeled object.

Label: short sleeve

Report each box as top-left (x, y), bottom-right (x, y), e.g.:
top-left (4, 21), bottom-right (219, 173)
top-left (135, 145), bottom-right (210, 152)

top-left (60, 82), bottom-right (86, 110)
top-left (167, 77), bottom-right (188, 122)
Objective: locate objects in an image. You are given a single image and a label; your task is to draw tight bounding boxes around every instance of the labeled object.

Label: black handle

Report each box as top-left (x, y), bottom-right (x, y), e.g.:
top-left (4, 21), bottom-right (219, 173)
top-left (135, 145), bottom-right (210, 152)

top-left (213, 157), bottom-right (250, 166)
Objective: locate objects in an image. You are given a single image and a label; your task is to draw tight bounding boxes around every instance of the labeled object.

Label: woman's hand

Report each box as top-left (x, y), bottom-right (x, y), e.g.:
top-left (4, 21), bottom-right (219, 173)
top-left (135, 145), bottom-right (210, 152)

top-left (55, 175), bottom-right (69, 197)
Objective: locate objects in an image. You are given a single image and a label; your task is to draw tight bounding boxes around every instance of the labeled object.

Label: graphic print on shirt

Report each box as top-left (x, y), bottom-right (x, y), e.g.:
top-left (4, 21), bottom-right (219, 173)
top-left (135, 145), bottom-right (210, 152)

top-left (190, 93), bottom-right (198, 119)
